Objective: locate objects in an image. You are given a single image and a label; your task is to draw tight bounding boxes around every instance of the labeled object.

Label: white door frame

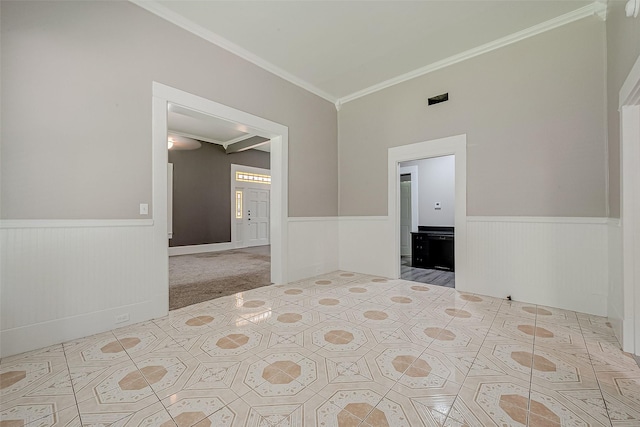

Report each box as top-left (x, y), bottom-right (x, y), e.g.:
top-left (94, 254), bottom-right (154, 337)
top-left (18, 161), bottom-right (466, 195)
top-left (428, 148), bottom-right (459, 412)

top-left (399, 165), bottom-right (419, 234)
top-left (152, 83), bottom-right (288, 305)
top-left (399, 166), bottom-right (418, 257)
top-left (388, 134), bottom-right (467, 288)
top-left (230, 164), bottom-right (271, 248)
top-left (620, 54), bottom-right (640, 354)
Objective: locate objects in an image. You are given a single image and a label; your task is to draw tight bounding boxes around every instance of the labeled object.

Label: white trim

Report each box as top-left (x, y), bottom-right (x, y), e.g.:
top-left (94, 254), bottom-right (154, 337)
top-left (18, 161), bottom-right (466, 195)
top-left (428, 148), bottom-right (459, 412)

top-left (619, 51), bottom-right (640, 355)
top-left (0, 219), bottom-right (154, 229)
top-left (338, 3), bottom-right (603, 105)
top-left (620, 51), bottom-right (640, 108)
top-left (467, 216), bottom-right (609, 225)
top-left (131, 1), bottom-right (336, 104)
top-left (169, 242), bottom-right (235, 257)
top-left (608, 218), bottom-right (622, 227)
top-left (287, 216), bottom-right (339, 223)
top-left (339, 216), bottom-right (389, 222)
top-left (388, 134), bottom-right (467, 286)
top-left (153, 82), bottom-right (289, 287)
top-left (399, 166), bottom-right (419, 233)
top-left (131, 0), bottom-right (601, 108)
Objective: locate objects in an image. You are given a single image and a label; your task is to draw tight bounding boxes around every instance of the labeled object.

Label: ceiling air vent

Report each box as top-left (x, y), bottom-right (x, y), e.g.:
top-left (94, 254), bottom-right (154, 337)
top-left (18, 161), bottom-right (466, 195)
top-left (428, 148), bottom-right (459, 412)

top-left (428, 93), bottom-right (448, 106)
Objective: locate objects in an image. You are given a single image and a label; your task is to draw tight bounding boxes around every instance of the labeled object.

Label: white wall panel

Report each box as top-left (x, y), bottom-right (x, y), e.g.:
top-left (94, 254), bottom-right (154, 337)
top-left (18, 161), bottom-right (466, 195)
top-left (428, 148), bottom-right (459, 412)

top-left (339, 216), bottom-right (610, 316)
top-left (338, 217), bottom-right (394, 278)
top-left (607, 220), bottom-right (626, 347)
top-left (467, 217), bottom-right (609, 316)
top-left (287, 218), bottom-right (339, 282)
top-left (0, 220), bottom-right (165, 357)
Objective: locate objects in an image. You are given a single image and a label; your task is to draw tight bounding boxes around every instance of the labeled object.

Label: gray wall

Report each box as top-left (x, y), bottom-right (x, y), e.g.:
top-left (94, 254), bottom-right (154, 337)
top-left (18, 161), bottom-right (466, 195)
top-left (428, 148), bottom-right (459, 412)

top-left (339, 18), bottom-right (607, 217)
top-left (1, 1), bottom-right (337, 219)
top-left (401, 156), bottom-right (455, 226)
top-left (606, 1), bottom-right (640, 219)
top-left (169, 145), bottom-right (269, 247)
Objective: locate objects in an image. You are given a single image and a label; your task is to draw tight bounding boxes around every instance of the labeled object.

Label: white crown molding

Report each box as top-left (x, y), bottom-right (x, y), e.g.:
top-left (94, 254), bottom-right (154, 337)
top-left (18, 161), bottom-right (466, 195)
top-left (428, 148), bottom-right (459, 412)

top-left (132, 1), bottom-right (603, 110)
top-left (130, 0), bottom-right (337, 104)
top-left (338, 2), bottom-right (604, 106)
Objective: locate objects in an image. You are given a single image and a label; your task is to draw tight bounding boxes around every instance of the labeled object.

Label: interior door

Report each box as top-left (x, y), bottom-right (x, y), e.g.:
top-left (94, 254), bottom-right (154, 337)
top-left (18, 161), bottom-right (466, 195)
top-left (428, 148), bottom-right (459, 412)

top-left (400, 180), bottom-right (412, 256)
top-left (246, 188), bottom-right (270, 247)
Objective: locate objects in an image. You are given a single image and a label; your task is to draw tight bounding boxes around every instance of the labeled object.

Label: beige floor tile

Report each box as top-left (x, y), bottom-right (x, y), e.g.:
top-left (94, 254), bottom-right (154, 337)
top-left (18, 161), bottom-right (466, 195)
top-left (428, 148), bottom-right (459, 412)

top-left (186, 325), bottom-right (269, 360)
top-left (80, 401), bottom-right (174, 426)
top-left (5, 273), bottom-right (639, 427)
top-left (595, 370), bottom-right (640, 413)
top-left (63, 332), bottom-right (133, 369)
top-left (484, 316), bottom-right (537, 346)
top-left (528, 382), bottom-right (610, 427)
top-left (224, 397), bottom-right (302, 427)
top-left (529, 348), bottom-right (599, 390)
top-left (389, 389), bottom-right (454, 426)
top-left (532, 321), bottom-right (588, 355)
top-left (1, 402), bottom-right (81, 427)
top-left (69, 359), bottom-right (142, 404)
top-left (305, 320), bottom-right (378, 358)
top-left (162, 390), bottom-right (236, 427)
top-left (419, 347), bottom-right (475, 385)
top-left (1, 344), bottom-right (66, 367)
top-left (134, 354), bottom-right (201, 401)
top-left (1, 368), bottom-right (76, 409)
top-left (240, 350), bottom-right (324, 406)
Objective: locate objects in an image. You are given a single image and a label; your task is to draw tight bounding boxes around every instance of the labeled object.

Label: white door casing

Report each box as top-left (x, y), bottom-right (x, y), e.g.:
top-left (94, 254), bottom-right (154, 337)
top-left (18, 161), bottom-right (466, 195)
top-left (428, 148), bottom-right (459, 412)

top-left (167, 163), bottom-right (174, 240)
top-left (388, 135), bottom-right (467, 287)
top-left (153, 82), bottom-right (288, 294)
top-left (620, 52), bottom-right (640, 354)
top-left (400, 181), bottom-right (412, 256)
top-left (399, 165), bottom-right (419, 258)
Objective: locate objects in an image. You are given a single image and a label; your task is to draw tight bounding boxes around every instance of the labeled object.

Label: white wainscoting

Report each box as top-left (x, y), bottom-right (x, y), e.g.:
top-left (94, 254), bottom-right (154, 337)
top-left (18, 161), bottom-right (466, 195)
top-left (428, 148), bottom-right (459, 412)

top-left (339, 216), bottom-right (611, 316)
top-left (287, 217), bottom-right (339, 282)
top-left (467, 217), bottom-right (609, 316)
top-left (607, 219), bottom-right (626, 348)
top-left (338, 217), bottom-right (394, 278)
top-left (0, 220), bottom-right (166, 357)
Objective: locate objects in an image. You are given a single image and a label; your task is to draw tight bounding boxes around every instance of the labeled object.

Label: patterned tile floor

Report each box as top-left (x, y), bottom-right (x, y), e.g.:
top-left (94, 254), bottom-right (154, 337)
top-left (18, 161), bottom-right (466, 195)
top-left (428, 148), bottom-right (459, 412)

top-left (2, 271), bottom-right (640, 426)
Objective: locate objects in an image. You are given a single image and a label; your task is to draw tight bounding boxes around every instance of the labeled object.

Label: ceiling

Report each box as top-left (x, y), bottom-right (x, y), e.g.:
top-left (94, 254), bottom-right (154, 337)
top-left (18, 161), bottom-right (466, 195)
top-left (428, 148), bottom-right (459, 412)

top-left (138, 0), bottom-right (599, 104)
top-left (168, 103), bottom-right (270, 152)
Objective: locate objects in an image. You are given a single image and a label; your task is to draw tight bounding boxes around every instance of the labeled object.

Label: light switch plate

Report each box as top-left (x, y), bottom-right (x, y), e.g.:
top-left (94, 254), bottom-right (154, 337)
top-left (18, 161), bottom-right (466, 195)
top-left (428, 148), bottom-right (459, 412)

top-left (139, 203), bottom-right (149, 215)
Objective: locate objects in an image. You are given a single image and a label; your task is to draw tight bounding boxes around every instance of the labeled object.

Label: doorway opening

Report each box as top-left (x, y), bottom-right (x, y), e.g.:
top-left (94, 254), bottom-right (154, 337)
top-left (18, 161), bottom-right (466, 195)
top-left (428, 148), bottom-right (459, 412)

top-left (388, 134), bottom-right (467, 290)
top-left (399, 156), bottom-right (455, 288)
top-left (152, 82), bottom-right (288, 314)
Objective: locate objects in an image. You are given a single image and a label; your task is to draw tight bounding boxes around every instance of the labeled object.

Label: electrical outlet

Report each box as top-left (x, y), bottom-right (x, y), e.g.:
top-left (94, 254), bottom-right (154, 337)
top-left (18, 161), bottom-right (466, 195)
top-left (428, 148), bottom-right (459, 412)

top-left (116, 313), bottom-right (130, 324)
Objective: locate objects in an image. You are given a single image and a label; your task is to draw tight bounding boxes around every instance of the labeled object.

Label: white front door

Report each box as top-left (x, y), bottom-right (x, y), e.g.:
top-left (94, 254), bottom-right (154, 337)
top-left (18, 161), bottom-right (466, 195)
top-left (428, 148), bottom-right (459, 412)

top-left (400, 181), bottom-right (412, 256)
top-left (246, 188), bottom-right (270, 247)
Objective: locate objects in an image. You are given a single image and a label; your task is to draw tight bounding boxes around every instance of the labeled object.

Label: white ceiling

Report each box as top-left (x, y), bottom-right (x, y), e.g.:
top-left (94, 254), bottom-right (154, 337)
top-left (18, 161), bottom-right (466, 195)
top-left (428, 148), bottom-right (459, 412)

top-left (167, 103), bottom-right (270, 152)
top-left (142, 0), bottom-right (597, 103)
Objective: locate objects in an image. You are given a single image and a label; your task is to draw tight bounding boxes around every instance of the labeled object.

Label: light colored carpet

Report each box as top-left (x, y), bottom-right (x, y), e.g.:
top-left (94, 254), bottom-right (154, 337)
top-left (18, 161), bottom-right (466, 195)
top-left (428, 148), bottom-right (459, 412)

top-left (169, 245), bottom-right (271, 310)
